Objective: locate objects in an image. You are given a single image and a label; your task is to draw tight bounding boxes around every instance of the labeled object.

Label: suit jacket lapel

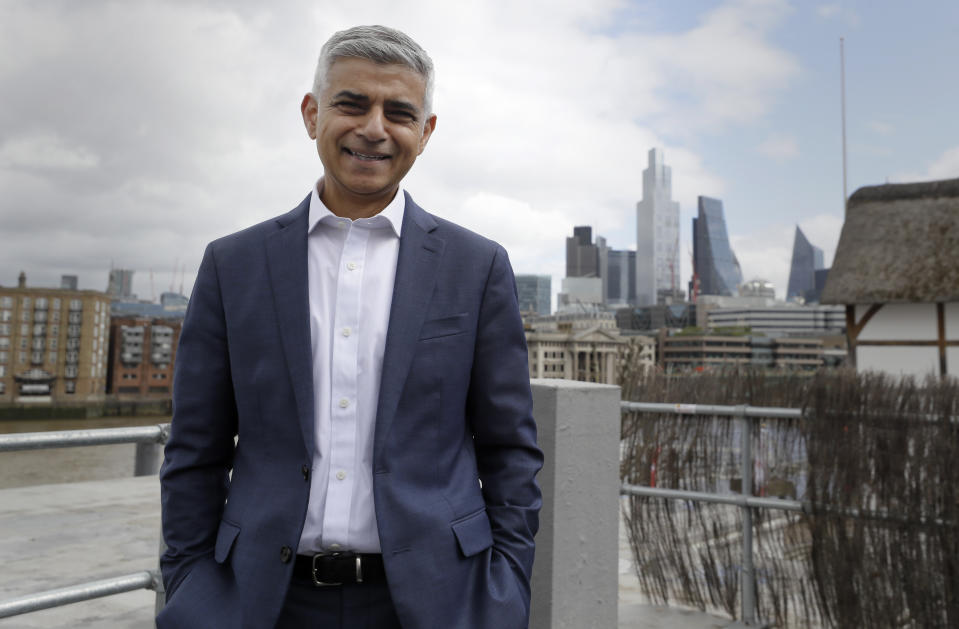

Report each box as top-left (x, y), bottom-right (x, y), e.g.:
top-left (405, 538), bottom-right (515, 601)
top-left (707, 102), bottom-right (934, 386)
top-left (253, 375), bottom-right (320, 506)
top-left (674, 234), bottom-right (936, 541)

top-left (265, 196), bottom-right (316, 457)
top-left (374, 193), bottom-right (444, 467)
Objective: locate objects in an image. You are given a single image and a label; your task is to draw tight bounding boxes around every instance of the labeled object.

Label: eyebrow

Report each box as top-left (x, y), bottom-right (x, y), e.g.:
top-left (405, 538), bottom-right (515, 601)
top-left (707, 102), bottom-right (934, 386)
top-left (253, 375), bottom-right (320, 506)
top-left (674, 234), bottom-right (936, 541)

top-left (331, 90), bottom-right (420, 115)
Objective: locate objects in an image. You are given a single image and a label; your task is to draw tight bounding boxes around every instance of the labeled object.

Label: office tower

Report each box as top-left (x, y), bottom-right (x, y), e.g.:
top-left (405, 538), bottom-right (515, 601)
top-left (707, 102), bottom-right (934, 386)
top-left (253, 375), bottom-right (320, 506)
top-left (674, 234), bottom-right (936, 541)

top-left (636, 148), bottom-right (681, 307)
top-left (515, 275), bottom-right (552, 316)
top-left (566, 226), bottom-right (599, 278)
top-left (106, 268), bottom-right (135, 300)
top-left (786, 226), bottom-right (826, 302)
top-left (691, 196), bottom-right (742, 297)
top-left (605, 249), bottom-right (636, 307)
top-left (60, 275), bottom-right (78, 290)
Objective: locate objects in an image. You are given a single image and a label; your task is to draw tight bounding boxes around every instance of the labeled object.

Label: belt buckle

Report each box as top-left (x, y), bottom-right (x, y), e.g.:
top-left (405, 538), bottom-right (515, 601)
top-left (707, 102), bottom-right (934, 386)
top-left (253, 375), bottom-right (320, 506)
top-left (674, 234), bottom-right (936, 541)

top-left (311, 551), bottom-right (363, 586)
top-left (311, 552), bottom-right (342, 587)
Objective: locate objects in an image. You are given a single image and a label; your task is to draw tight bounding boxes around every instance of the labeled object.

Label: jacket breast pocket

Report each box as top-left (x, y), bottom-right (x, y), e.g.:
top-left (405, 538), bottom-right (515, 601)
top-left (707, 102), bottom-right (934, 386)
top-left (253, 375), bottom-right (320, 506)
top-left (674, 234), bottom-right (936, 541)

top-left (214, 519), bottom-right (240, 564)
top-left (419, 312), bottom-right (469, 341)
top-left (451, 508), bottom-right (494, 558)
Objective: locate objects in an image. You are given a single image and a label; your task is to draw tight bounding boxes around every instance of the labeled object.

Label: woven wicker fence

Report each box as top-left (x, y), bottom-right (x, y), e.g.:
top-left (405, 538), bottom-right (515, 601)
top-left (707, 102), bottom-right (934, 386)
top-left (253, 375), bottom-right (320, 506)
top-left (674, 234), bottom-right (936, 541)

top-left (620, 368), bottom-right (959, 628)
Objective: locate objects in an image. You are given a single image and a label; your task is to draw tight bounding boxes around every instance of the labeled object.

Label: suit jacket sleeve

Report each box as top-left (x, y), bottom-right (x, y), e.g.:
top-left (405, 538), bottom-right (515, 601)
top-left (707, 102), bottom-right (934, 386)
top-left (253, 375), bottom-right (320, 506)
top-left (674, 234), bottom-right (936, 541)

top-left (159, 242), bottom-right (238, 597)
top-left (466, 244), bottom-right (544, 594)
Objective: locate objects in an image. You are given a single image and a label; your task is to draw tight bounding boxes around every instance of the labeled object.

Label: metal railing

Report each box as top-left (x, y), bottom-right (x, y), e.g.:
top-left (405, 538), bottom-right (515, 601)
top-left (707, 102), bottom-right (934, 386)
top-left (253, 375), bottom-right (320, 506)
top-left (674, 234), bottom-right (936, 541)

top-left (0, 424), bottom-right (169, 620)
top-left (619, 401), bottom-right (805, 628)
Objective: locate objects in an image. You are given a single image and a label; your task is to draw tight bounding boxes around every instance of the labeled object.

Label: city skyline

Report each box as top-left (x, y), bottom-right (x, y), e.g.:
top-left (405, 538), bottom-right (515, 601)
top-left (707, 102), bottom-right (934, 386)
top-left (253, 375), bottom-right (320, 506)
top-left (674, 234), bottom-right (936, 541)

top-left (2, 1), bottom-right (957, 302)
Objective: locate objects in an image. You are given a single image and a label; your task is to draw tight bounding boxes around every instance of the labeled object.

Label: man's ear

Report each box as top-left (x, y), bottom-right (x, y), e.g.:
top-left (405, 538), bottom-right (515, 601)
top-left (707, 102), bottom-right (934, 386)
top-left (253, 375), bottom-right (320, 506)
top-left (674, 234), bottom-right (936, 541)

top-left (301, 93), bottom-right (318, 140)
top-left (418, 114), bottom-right (437, 155)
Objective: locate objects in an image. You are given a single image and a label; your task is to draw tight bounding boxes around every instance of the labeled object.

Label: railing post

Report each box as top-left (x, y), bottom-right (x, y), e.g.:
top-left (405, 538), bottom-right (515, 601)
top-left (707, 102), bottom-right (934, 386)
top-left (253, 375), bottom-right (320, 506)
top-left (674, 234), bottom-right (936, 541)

top-left (738, 405), bottom-right (757, 625)
top-left (134, 424), bottom-right (169, 477)
top-left (529, 379), bottom-right (621, 629)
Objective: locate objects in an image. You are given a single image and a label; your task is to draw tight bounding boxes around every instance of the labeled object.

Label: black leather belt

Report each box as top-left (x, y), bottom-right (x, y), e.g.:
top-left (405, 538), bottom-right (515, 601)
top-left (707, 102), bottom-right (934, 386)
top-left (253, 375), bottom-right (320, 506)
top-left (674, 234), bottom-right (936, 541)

top-left (293, 552), bottom-right (386, 586)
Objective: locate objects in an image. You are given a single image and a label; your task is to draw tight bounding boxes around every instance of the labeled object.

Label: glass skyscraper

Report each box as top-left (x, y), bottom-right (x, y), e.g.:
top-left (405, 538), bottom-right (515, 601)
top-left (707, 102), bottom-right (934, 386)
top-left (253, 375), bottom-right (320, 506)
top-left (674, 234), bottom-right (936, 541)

top-left (786, 226), bottom-right (825, 302)
top-left (636, 149), bottom-right (680, 307)
top-left (515, 274), bottom-right (552, 316)
top-left (691, 196), bottom-right (742, 297)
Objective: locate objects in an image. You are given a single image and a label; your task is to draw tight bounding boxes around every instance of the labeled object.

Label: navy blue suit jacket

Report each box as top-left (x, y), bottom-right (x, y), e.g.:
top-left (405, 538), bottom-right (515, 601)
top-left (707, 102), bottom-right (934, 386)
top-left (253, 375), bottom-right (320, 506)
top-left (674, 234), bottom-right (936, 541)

top-left (158, 193), bottom-right (543, 629)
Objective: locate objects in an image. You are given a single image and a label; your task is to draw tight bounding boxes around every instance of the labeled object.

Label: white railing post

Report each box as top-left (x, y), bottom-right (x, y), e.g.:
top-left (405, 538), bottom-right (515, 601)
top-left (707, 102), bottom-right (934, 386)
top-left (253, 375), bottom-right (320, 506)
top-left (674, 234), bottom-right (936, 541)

top-left (530, 379), bottom-right (621, 629)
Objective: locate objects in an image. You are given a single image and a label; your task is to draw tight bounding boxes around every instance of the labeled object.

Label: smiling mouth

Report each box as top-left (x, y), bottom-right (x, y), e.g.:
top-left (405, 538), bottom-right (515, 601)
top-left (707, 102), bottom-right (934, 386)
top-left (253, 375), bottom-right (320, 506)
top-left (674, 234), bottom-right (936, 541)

top-left (344, 148), bottom-right (390, 161)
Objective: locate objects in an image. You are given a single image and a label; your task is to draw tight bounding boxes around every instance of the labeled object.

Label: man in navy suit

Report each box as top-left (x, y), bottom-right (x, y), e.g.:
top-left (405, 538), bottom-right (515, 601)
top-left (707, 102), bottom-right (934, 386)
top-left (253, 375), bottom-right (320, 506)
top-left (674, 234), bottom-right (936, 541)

top-left (158, 25), bottom-right (543, 629)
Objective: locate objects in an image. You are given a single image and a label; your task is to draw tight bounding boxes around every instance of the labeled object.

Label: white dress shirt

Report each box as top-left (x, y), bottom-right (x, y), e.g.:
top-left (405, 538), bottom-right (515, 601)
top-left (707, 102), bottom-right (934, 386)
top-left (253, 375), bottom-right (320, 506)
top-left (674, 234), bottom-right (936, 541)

top-left (297, 181), bottom-right (404, 554)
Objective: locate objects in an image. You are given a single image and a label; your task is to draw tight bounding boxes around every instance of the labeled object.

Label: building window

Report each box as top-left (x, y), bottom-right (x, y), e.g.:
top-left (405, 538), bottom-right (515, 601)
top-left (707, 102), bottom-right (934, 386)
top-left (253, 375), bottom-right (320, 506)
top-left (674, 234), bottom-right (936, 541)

top-left (49, 337), bottom-right (58, 350)
top-left (52, 298), bottom-right (61, 310)
top-left (31, 351), bottom-right (43, 365)
top-left (0, 338), bottom-right (8, 350)
top-left (0, 365), bottom-right (5, 377)
top-left (17, 352), bottom-right (27, 364)
top-left (0, 310), bottom-right (10, 322)
top-left (148, 386), bottom-right (170, 394)
top-left (48, 351), bottom-right (57, 364)
top-left (66, 351), bottom-right (79, 364)
top-left (20, 324), bottom-right (29, 336)
top-left (21, 297), bottom-right (31, 309)
top-left (19, 309), bottom-right (30, 322)
top-left (52, 310), bottom-right (60, 322)
top-left (0, 297), bottom-right (12, 308)
top-left (35, 298), bottom-right (48, 310)
top-left (33, 324), bottom-right (45, 337)
top-left (65, 381), bottom-right (76, 394)
top-left (67, 325), bottom-right (81, 338)
top-left (19, 338), bottom-right (27, 350)
top-left (31, 337), bottom-right (44, 350)
top-left (66, 338), bottom-right (80, 350)
top-left (119, 386), bottom-right (139, 394)
top-left (68, 312), bottom-right (82, 324)
top-left (69, 299), bottom-right (82, 311)
top-left (0, 352), bottom-right (6, 364)
top-left (0, 381), bottom-right (4, 394)
top-left (65, 365), bottom-right (78, 378)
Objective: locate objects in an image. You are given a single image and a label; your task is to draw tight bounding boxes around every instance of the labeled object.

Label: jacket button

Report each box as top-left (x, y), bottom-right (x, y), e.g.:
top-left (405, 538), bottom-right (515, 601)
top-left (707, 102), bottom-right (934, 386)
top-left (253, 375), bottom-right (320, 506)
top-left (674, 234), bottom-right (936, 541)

top-left (280, 546), bottom-right (292, 563)
top-left (301, 465), bottom-right (310, 481)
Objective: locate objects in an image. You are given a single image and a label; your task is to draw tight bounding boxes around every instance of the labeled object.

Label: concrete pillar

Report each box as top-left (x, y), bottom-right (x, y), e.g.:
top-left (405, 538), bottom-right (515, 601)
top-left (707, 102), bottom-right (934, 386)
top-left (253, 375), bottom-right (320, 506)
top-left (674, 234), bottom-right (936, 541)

top-left (530, 379), bottom-right (621, 629)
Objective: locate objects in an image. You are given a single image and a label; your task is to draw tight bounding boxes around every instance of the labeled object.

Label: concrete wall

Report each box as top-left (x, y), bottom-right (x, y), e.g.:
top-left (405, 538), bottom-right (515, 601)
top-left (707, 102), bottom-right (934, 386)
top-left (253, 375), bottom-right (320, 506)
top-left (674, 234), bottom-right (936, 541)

top-left (530, 379), bottom-right (621, 629)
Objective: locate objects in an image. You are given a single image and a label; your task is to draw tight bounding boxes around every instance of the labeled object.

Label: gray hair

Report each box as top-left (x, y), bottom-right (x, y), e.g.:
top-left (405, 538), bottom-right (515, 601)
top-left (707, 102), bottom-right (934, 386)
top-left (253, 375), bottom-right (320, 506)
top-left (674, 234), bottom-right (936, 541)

top-left (312, 25), bottom-right (435, 117)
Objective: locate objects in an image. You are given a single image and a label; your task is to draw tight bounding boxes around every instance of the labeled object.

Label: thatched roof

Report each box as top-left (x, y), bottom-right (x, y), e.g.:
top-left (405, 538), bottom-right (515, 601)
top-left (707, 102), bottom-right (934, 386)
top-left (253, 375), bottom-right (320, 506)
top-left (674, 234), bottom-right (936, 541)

top-left (821, 177), bottom-right (959, 304)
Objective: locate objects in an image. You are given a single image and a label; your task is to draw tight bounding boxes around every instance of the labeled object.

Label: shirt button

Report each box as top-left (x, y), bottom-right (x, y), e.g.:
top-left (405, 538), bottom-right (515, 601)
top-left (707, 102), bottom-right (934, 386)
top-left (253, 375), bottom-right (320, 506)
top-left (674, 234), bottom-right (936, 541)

top-left (301, 465), bottom-right (310, 481)
top-left (346, 262), bottom-right (357, 271)
top-left (280, 546), bottom-right (293, 563)
top-left (336, 470), bottom-right (346, 480)
top-left (342, 327), bottom-right (351, 337)
top-left (339, 398), bottom-right (349, 408)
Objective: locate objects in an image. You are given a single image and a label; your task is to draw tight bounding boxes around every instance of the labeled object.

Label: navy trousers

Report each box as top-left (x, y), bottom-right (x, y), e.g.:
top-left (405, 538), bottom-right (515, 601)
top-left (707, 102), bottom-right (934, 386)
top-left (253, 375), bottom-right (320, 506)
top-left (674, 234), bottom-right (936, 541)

top-left (274, 572), bottom-right (403, 629)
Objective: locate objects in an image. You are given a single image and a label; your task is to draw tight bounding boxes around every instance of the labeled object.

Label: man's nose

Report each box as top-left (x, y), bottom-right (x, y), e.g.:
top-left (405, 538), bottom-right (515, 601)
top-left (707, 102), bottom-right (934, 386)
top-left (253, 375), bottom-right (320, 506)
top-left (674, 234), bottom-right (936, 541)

top-left (357, 109), bottom-right (387, 141)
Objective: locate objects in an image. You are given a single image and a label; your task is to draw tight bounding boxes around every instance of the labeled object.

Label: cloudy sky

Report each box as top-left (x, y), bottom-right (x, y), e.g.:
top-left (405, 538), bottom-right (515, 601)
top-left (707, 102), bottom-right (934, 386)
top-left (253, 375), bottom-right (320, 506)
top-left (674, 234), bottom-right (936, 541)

top-left (1, 0), bottom-right (957, 304)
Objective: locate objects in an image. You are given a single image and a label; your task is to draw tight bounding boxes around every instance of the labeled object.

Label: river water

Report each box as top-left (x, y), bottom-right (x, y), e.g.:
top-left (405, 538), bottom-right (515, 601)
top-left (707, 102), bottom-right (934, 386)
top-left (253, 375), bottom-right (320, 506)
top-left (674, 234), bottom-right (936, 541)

top-left (0, 415), bottom-right (170, 489)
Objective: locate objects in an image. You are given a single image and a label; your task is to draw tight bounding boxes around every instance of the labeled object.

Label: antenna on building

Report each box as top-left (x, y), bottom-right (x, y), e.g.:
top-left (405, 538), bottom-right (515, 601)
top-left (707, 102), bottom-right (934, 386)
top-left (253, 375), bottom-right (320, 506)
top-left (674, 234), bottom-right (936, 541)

top-left (840, 36), bottom-right (848, 214)
top-left (170, 257), bottom-right (179, 293)
top-left (149, 268), bottom-right (156, 303)
top-left (179, 261), bottom-right (185, 296)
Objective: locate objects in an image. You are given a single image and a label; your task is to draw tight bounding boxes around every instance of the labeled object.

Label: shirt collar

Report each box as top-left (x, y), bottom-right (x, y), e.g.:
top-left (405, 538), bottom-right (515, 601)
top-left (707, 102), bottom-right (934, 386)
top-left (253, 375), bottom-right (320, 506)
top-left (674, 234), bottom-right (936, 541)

top-left (308, 178), bottom-right (405, 238)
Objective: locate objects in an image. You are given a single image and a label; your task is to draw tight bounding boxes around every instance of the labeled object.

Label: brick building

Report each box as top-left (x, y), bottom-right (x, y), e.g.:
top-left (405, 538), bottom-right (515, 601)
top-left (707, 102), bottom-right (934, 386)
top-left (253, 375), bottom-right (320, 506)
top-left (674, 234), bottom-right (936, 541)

top-left (106, 316), bottom-right (182, 397)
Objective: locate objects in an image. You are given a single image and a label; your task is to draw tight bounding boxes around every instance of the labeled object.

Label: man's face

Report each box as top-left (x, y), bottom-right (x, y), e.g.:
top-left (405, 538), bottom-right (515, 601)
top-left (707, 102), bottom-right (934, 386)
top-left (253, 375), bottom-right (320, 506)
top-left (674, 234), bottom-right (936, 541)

top-left (301, 57), bottom-right (436, 216)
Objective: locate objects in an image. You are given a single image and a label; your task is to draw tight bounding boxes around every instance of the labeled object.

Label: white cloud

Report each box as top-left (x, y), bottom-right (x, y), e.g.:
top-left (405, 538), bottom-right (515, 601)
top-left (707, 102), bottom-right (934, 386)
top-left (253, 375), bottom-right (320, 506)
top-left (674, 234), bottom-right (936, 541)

top-left (0, 134), bottom-right (99, 171)
top-left (893, 146), bottom-right (959, 183)
top-left (868, 120), bottom-right (895, 136)
top-left (757, 134), bottom-right (799, 160)
top-left (816, 5), bottom-right (841, 19)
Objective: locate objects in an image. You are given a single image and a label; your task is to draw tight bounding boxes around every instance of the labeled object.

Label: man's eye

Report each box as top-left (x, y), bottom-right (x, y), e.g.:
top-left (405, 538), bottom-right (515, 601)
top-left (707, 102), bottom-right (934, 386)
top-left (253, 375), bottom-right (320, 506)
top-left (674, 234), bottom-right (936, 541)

top-left (387, 110), bottom-right (415, 121)
top-left (335, 101), bottom-right (363, 112)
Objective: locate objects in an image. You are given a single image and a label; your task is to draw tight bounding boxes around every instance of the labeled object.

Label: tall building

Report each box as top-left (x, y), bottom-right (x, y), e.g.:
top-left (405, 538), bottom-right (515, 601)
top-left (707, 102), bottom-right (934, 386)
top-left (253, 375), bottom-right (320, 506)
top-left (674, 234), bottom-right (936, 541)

top-left (691, 196), bottom-right (742, 298)
top-left (605, 249), bottom-right (636, 307)
top-left (786, 226), bottom-right (826, 302)
top-left (0, 274), bottom-right (111, 401)
top-left (106, 268), bottom-right (135, 300)
top-left (566, 226), bottom-right (599, 278)
top-left (636, 148), bottom-right (681, 307)
top-left (515, 275), bottom-right (551, 316)
top-left (560, 226), bottom-right (604, 309)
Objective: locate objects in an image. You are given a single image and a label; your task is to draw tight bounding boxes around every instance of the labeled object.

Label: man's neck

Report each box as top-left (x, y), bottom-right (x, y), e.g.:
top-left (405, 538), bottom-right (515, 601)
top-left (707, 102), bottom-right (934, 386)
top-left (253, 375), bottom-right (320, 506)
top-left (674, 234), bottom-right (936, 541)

top-left (320, 185), bottom-right (399, 221)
